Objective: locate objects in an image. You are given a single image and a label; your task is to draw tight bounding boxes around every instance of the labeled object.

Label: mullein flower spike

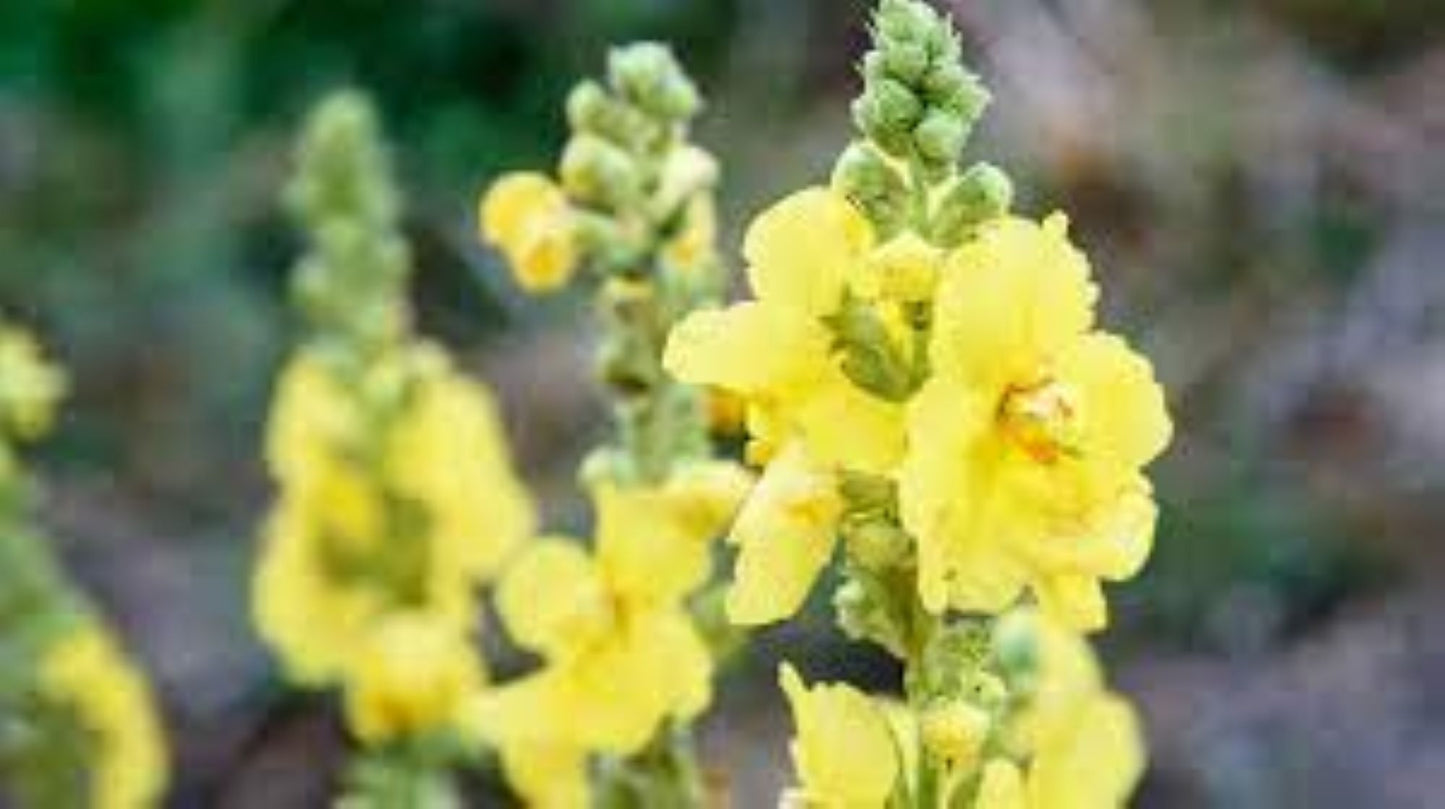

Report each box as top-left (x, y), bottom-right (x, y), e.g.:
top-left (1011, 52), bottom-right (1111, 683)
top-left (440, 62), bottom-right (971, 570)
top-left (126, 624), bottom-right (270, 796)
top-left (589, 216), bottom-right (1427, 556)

top-left (0, 323), bottom-right (168, 809)
top-left (663, 0), bottom-right (1170, 804)
top-left (476, 43), bottom-right (752, 806)
top-left (253, 92), bottom-right (535, 804)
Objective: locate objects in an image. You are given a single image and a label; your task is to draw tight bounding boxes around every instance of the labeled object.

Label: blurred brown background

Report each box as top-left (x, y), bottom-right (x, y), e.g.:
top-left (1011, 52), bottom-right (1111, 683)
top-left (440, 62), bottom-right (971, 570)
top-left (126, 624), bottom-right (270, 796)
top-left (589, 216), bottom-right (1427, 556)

top-left (1, 0), bottom-right (1443, 805)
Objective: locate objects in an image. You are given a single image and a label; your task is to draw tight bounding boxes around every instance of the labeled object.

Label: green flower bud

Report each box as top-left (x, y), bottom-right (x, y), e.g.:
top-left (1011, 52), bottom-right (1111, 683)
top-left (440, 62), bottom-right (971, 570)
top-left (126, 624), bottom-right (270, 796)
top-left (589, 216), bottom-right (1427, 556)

top-left (823, 296), bottom-right (917, 401)
top-left (832, 142), bottom-right (909, 237)
top-left (877, 0), bottom-right (938, 45)
top-left (608, 42), bottom-right (700, 122)
top-left (931, 162), bottom-right (1012, 246)
top-left (924, 21), bottom-right (960, 62)
top-left (565, 80), bottom-right (610, 133)
top-left (889, 45), bottom-right (931, 84)
top-left (991, 610), bottom-right (1041, 681)
top-left (834, 578), bottom-right (908, 658)
top-left (845, 520), bottom-right (911, 570)
top-left (872, 77), bottom-right (924, 131)
top-left (913, 110), bottom-right (967, 167)
top-left (560, 133), bottom-right (639, 209)
top-left (853, 97), bottom-right (909, 156)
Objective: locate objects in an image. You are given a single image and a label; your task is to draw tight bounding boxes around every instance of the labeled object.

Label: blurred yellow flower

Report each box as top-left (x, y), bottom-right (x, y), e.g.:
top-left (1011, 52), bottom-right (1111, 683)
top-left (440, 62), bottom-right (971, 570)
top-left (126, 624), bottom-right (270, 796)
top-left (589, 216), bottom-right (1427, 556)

top-left (0, 325), bottom-right (67, 440)
top-left (778, 663), bottom-right (899, 808)
top-left (900, 214), bottom-right (1171, 629)
top-left (343, 612), bottom-right (486, 744)
top-left (253, 345), bottom-right (534, 683)
top-left (724, 442), bottom-right (843, 626)
top-left (475, 465), bottom-right (746, 794)
top-left (665, 187), bottom-right (905, 474)
top-left (39, 624), bottom-right (168, 809)
top-left (479, 172), bottom-right (578, 293)
top-left (979, 611), bottom-right (1146, 808)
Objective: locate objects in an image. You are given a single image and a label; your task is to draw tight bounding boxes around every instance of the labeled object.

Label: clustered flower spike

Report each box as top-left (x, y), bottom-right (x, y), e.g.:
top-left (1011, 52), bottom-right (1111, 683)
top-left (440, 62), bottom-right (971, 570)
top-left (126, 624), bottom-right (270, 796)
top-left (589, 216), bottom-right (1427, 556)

top-left (474, 43), bottom-right (753, 804)
top-left (836, 0), bottom-right (1012, 245)
top-left (0, 321), bottom-right (168, 809)
top-left (662, 1), bottom-right (1172, 805)
top-left (253, 91), bottom-right (536, 804)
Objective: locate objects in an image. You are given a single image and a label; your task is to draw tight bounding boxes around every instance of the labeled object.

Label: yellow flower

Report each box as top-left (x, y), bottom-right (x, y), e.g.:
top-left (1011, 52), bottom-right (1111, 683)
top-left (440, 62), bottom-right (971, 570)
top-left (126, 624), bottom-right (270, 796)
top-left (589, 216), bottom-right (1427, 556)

top-left (479, 172), bottom-right (578, 293)
top-left (476, 466), bottom-right (745, 774)
top-left (778, 663), bottom-right (899, 807)
top-left (899, 214), bottom-right (1171, 629)
top-left (980, 611), bottom-right (1146, 808)
top-left (39, 624), bottom-right (168, 809)
top-left (0, 325), bottom-right (67, 440)
top-left (665, 187), bottom-right (906, 475)
top-left (343, 611), bottom-right (486, 744)
top-left (253, 345), bottom-right (535, 683)
top-left (725, 442), bottom-right (843, 626)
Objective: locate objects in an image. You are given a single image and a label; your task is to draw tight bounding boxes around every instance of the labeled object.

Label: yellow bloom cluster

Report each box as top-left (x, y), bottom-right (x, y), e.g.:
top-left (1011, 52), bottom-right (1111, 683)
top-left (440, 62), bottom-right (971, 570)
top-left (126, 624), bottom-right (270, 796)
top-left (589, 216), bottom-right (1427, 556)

top-left (668, 190), bottom-right (1170, 633)
top-left (474, 462), bottom-right (750, 806)
top-left (254, 343), bottom-right (534, 686)
top-left (779, 613), bottom-right (1142, 809)
top-left (39, 625), bottom-right (169, 809)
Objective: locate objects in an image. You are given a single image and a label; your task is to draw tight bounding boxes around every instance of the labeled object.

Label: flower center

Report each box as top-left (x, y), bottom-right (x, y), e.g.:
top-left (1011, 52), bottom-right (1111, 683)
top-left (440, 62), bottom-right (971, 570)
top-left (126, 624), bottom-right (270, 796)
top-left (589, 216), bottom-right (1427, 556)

top-left (999, 378), bottom-right (1082, 465)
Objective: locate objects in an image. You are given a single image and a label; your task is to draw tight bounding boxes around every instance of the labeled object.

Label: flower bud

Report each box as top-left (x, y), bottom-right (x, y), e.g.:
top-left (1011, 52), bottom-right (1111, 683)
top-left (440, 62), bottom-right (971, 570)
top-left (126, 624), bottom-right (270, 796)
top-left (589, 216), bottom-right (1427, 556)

top-left (913, 110), bottom-right (966, 168)
top-left (991, 609), bottom-right (1041, 683)
top-left (832, 142), bottom-right (909, 237)
top-left (921, 700), bottom-right (991, 766)
top-left (852, 97), bottom-right (909, 157)
top-left (608, 42), bottom-right (700, 122)
top-left (560, 134), bottom-right (638, 209)
top-left (834, 579), bottom-right (908, 658)
top-left (877, 0), bottom-right (937, 46)
top-left (872, 78), bottom-right (924, 132)
top-left (565, 80), bottom-right (610, 133)
top-left (931, 162), bottom-right (1012, 246)
top-left (884, 42), bottom-right (930, 84)
top-left (845, 520), bottom-right (911, 570)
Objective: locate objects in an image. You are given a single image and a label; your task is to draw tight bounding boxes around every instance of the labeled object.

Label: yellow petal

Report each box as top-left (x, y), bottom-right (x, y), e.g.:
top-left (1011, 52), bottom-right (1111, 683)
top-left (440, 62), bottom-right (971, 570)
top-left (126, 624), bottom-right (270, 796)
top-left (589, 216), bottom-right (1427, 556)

top-left (1034, 572), bottom-right (1108, 632)
top-left (388, 348), bottom-right (535, 581)
top-left (931, 215), bottom-right (1096, 391)
top-left (726, 444), bottom-right (842, 625)
top-left (1055, 331), bottom-right (1172, 472)
top-left (743, 187), bottom-right (870, 315)
top-left (976, 759), bottom-right (1026, 809)
top-left (561, 612), bottom-right (713, 754)
top-left (343, 612), bottom-right (486, 744)
top-left (480, 173), bottom-right (553, 247)
top-left (478, 172), bottom-right (576, 292)
top-left (664, 302), bottom-right (828, 397)
top-left (497, 741), bottom-right (591, 809)
top-left (594, 480), bottom-right (712, 609)
top-left (1028, 694), bottom-right (1145, 808)
top-left (495, 538), bottom-right (610, 659)
top-left (779, 664), bottom-right (899, 805)
top-left (901, 378), bottom-right (1024, 614)
top-left (1021, 476), bottom-right (1157, 583)
top-left (794, 371), bottom-right (907, 474)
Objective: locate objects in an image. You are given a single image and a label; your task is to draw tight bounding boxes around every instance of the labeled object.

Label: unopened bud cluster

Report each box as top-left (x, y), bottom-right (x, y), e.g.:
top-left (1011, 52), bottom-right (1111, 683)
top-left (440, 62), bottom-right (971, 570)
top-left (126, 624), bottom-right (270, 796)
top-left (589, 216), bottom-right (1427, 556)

top-left (835, 0), bottom-right (1011, 245)
top-left (285, 93), bottom-right (410, 355)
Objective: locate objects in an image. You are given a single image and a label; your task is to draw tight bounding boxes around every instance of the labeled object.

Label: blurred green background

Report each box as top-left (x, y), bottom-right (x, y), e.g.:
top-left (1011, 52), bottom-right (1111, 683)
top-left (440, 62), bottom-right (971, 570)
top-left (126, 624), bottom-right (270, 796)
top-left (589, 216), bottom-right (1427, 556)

top-left (2, 0), bottom-right (1443, 806)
